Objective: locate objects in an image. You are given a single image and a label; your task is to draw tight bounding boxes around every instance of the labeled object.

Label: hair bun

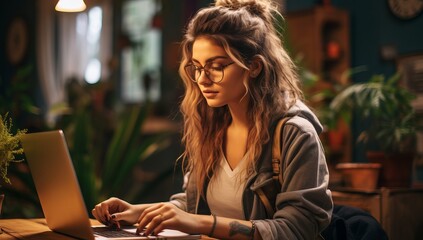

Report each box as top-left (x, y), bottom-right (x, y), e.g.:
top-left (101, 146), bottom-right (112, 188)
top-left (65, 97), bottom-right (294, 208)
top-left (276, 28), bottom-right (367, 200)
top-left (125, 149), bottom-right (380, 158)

top-left (215, 0), bottom-right (276, 18)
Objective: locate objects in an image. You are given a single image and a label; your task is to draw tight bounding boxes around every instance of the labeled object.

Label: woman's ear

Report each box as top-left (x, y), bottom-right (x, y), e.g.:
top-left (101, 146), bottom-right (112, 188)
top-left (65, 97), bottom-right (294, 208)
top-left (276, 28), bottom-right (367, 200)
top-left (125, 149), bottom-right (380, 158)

top-left (249, 57), bottom-right (263, 78)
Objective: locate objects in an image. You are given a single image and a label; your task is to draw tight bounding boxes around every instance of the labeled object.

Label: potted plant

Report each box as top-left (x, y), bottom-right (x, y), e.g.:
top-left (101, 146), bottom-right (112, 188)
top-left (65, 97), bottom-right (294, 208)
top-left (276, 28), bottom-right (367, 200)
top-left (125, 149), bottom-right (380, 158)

top-left (329, 72), bottom-right (421, 188)
top-left (0, 114), bottom-right (27, 184)
top-left (0, 113), bottom-right (27, 214)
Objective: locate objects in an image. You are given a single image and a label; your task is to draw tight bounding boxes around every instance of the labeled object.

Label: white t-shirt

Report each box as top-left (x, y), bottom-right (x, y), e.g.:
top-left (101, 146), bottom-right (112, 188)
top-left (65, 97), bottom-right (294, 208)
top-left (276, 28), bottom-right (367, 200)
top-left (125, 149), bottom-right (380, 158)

top-left (206, 154), bottom-right (248, 220)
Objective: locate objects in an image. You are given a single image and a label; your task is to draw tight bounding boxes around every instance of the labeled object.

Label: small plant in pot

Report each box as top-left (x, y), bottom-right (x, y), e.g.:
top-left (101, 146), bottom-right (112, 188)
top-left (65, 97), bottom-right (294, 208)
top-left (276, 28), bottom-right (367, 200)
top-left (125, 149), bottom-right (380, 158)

top-left (0, 113), bottom-right (27, 215)
top-left (330, 72), bottom-right (421, 188)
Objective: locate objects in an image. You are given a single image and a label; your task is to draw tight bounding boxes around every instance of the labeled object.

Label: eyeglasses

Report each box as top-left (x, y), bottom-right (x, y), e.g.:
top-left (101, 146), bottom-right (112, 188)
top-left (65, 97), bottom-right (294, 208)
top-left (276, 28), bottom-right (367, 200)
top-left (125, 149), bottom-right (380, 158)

top-left (184, 61), bottom-right (235, 83)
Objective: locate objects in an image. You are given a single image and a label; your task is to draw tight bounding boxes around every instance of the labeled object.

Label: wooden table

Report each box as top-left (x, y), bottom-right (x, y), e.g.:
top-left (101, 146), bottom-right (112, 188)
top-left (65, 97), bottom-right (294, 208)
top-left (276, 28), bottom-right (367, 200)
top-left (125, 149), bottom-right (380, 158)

top-left (0, 219), bottom-right (214, 239)
top-left (0, 218), bottom-right (87, 239)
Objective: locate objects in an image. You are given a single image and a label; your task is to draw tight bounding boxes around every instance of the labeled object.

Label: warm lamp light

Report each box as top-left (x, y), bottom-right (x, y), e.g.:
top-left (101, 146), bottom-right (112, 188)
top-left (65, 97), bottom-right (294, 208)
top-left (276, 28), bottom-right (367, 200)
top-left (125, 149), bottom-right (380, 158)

top-left (55, 0), bottom-right (86, 12)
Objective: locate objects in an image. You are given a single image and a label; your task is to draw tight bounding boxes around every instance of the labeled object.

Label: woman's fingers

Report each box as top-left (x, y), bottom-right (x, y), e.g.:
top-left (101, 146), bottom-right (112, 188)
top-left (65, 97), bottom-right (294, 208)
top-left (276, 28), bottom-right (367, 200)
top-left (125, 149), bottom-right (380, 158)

top-left (144, 213), bottom-right (165, 236)
top-left (92, 203), bottom-right (109, 225)
top-left (136, 203), bottom-right (166, 235)
top-left (136, 203), bottom-right (162, 223)
top-left (135, 203), bottom-right (182, 236)
top-left (150, 213), bottom-right (168, 236)
top-left (92, 197), bottom-right (124, 226)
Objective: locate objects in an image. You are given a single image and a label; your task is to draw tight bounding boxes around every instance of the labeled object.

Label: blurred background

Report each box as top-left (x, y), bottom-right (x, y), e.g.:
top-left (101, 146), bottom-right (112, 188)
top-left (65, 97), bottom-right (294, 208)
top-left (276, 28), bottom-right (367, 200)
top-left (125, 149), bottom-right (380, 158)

top-left (1, 1), bottom-right (423, 236)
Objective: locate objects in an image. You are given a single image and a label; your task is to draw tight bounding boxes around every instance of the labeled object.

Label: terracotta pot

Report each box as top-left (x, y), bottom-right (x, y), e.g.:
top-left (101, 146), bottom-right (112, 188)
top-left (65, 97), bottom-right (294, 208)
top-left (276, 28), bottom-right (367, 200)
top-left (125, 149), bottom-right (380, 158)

top-left (336, 163), bottom-right (381, 191)
top-left (366, 151), bottom-right (414, 188)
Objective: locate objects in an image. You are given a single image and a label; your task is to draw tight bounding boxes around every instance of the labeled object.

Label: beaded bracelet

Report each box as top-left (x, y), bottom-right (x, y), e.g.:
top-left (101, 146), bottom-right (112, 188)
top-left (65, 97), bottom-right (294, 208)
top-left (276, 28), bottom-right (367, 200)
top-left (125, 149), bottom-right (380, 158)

top-left (209, 214), bottom-right (217, 237)
top-left (250, 220), bottom-right (256, 239)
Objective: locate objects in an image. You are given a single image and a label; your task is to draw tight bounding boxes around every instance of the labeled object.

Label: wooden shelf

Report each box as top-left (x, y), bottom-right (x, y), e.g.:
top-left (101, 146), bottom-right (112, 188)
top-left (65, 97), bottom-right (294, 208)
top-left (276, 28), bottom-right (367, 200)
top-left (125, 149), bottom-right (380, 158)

top-left (286, 5), bottom-right (350, 84)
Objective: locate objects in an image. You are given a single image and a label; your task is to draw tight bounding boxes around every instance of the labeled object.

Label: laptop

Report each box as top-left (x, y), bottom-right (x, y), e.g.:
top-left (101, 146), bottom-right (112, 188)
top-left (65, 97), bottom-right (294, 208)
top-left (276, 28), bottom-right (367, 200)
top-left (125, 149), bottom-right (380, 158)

top-left (21, 130), bottom-right (201, 240)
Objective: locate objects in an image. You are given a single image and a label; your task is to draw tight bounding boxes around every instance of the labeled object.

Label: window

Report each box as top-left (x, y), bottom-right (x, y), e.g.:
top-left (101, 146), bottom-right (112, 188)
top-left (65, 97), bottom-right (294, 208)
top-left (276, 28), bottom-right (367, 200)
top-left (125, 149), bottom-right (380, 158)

top-left (120, 0), bottom-right (162, 103)
top-left (37, 0), bottom-right (112, 124)
top-left (80, 6), bottom-right (103, 84)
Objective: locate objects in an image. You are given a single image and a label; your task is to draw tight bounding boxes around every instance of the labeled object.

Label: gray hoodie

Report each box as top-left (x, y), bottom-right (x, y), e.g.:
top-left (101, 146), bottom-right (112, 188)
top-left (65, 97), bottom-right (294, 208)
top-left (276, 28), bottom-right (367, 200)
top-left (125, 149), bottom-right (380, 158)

top-left (170, 100), bottom-right (333, 239)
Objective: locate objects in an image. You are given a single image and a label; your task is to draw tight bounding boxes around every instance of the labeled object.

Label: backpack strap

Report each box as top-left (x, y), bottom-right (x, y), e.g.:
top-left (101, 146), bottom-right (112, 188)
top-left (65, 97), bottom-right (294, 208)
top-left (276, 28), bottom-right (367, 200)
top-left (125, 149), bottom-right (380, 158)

top-left (256, 117), bottom-right (290, 217)
top-left (272, 117), bottom-right (290, 187)
top-left (256, 188), bottom-right (274, 217)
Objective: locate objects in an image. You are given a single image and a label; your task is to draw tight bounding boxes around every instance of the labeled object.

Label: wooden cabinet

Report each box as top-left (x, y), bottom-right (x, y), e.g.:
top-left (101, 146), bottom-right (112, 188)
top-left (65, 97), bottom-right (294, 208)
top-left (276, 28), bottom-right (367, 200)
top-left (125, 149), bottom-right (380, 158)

top-left (285, 5), bottom-right (350, 84)
top-left (332, 188), bottom-right (423, 240)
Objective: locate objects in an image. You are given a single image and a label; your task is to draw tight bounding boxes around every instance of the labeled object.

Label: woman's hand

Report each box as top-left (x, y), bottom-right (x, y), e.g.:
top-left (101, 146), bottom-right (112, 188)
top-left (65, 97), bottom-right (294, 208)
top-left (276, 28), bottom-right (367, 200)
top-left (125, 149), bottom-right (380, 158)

top-left (136, 202), bottom-right (207, 236)
top-left (92, 197), bottom-right (145, 227)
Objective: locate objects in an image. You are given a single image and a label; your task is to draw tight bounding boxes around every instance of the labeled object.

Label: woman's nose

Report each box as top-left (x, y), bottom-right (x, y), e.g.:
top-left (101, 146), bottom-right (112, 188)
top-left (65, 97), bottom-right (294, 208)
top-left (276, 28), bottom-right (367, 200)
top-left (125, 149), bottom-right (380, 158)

top-left (196, 70), bottom-right (213, 85)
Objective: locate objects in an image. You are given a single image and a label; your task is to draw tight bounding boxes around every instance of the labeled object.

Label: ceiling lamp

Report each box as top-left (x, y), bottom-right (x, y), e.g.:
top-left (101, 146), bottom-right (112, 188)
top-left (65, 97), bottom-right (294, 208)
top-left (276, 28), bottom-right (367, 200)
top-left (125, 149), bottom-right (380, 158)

top-left (55, 0), bottom-right (87, 12)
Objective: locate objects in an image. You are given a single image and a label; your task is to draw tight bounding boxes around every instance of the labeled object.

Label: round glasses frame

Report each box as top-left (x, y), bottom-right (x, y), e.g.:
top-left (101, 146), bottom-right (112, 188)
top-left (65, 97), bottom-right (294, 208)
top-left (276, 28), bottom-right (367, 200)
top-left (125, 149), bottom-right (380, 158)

top-left (184, 62), bottom-right (235, 83)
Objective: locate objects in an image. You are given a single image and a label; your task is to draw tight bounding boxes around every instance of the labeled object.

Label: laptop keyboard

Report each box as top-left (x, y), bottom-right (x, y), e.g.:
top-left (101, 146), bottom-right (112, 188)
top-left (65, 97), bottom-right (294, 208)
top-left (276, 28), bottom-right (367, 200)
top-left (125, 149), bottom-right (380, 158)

top-left (93, 226), bottom-right (141, 238)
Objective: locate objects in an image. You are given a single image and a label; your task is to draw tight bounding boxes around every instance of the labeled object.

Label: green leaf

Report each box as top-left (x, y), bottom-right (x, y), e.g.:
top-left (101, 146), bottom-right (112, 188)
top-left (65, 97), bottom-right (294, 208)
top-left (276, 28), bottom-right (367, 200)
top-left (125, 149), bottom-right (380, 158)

top-left (328, 72), bottom-right (421, 153)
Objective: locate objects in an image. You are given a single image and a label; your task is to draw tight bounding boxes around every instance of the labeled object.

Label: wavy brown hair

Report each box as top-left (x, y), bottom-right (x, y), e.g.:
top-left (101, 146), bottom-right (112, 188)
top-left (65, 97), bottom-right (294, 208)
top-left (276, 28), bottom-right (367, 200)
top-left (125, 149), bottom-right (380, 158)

top-left (178, 0), bottom-right (303, 196)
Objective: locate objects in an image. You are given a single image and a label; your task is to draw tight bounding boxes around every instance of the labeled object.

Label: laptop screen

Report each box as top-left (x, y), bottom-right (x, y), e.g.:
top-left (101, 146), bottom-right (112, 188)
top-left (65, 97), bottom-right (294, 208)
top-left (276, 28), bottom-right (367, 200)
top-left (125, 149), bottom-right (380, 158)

top-left (22, 130), bottom-right (95, 240)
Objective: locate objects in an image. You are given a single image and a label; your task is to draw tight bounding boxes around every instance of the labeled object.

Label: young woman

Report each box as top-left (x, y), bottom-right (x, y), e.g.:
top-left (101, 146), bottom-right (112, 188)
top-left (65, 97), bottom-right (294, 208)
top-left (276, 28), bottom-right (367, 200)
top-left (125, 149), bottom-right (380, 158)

top-left (92, 0), bottom-right (333, 239)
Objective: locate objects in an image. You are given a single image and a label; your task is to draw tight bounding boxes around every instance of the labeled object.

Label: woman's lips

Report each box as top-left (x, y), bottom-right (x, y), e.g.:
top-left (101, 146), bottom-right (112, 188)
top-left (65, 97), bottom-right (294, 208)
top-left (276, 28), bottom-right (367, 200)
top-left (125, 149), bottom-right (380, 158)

top-left (202, 90), bottom-right (218, 98)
